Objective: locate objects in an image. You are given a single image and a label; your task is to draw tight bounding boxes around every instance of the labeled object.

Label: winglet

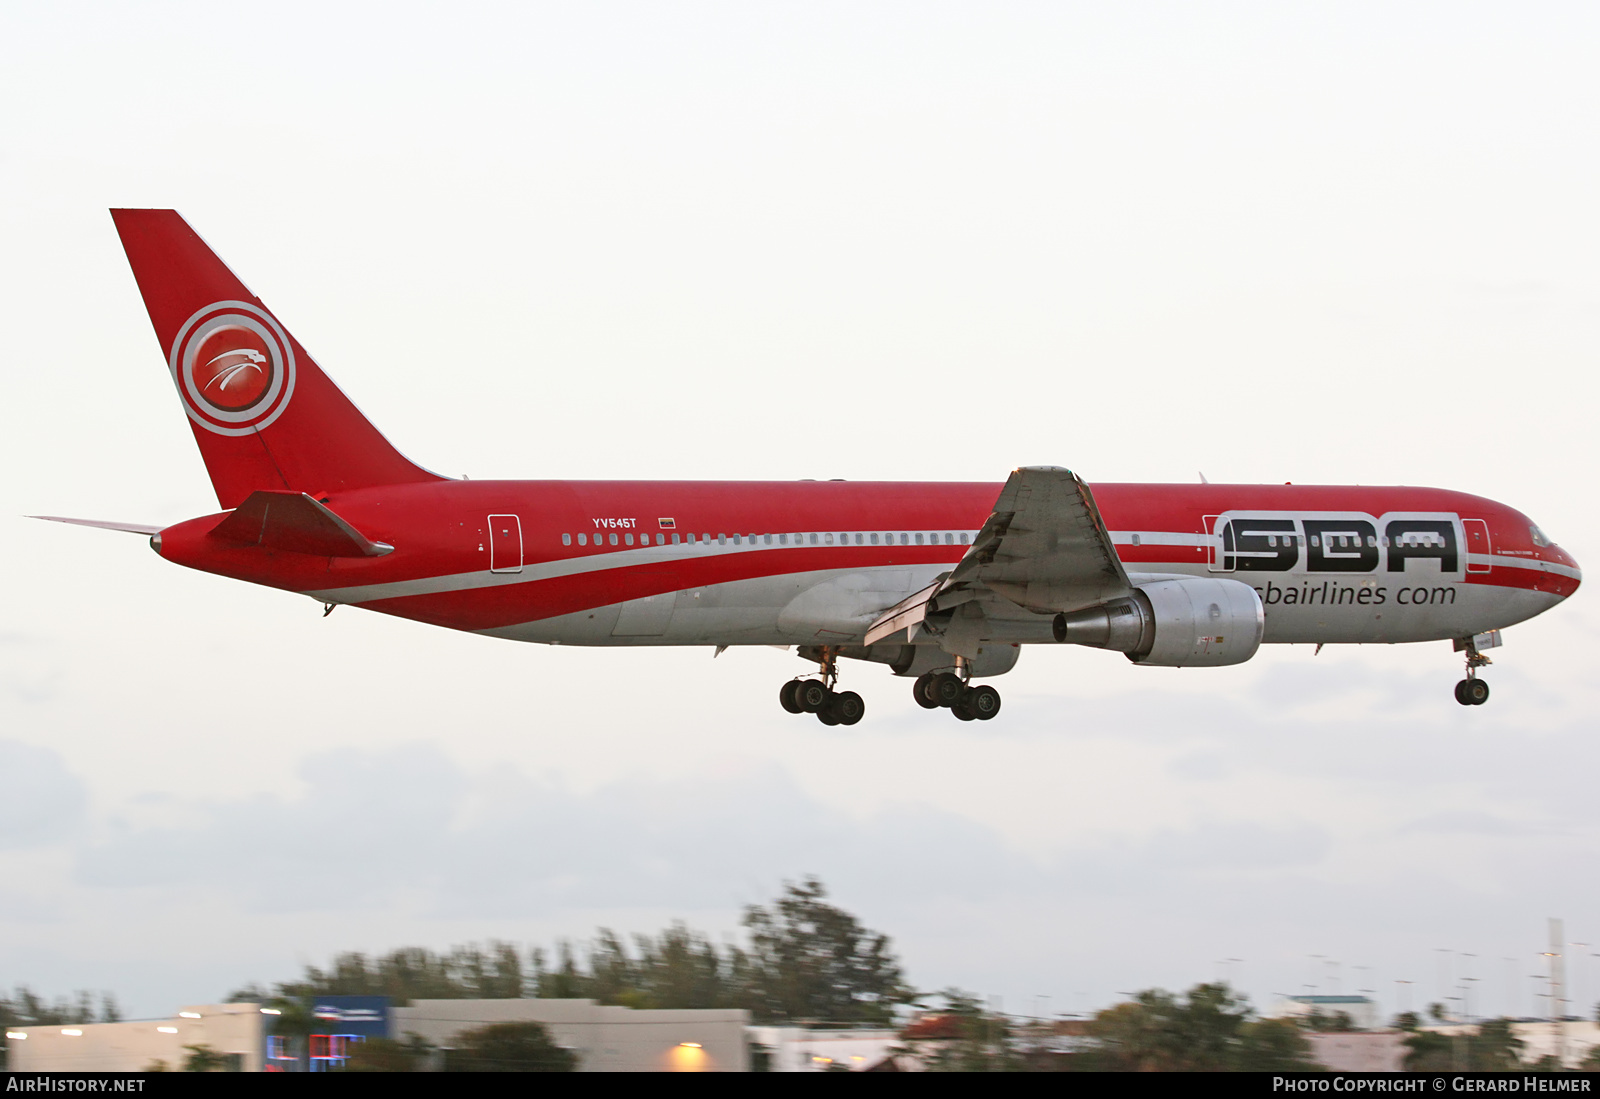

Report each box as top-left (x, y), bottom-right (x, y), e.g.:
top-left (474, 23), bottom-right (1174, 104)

top-left (209, 491), bottom-right (393, 557)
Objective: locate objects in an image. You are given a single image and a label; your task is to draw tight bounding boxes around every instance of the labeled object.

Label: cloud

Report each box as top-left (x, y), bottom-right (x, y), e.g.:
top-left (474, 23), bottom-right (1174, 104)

top-left (0, 740), bottom-right (87, 849)
top-left (74, 743), bottom-right (1032, 917)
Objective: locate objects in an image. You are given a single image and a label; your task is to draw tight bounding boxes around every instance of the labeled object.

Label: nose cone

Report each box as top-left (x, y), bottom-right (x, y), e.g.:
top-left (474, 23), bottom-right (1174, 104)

top-left (1546, 543), bottom-right (1581, 599)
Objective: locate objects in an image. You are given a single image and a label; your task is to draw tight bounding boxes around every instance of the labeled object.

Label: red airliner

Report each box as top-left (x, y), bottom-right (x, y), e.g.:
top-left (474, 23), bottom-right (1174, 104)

top-left (35, 210), bottom-right (1583, 724)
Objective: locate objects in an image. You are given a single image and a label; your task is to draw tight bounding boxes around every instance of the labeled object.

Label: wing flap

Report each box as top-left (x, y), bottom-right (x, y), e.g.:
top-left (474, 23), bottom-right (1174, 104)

top-left (209, 490), bottom-right (393, 557)
top-left (864, 580), bottom-right (941, 646)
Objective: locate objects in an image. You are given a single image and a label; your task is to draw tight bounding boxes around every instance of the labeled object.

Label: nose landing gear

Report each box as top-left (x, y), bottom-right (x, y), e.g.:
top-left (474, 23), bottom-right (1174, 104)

top-left (1453, 635), bottom-right (1493, 706)
top-left (778, 646), bottom-right (865, 726)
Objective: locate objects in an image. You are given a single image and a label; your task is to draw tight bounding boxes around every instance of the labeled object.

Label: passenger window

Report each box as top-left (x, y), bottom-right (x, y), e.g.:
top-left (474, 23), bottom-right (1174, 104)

top-left (959, 532), bottom-right (969, 544)
top-left (609, 533), bottom-right (619, 546)
top-left (809, 533), bottom-right (818, 545)
top-left (944, 533), bottom-right (952, 545)
top-left (900, 533), bottom-right (909, 546)
top-left (625, 533), bottom-right (634, 546)
top-left (825, 533), bottom-right (834, 545)
top-left (671, 533), bottom-right (681, 545)
top-left (870, 533), bottom-right (880, 545)
top-left (914, 533), bottom-right (923, 545)
top-left (702, 533), bottom-right (711, 544)
top-left (764, 534), bottom-right (773, 545)
top-left (562, 533), bottom-right (572, 546)
top-left (718, 534), bottom-right (726, 545)
top-left (578, 533), bottom-right (587, 546)
top-left (779, 534), bottom-right (788, 545)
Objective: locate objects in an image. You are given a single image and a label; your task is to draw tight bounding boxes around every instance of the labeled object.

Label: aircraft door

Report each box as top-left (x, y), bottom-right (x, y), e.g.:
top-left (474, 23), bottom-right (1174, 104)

top-left (488, 514), bottom-right (523, 573)
top-left (1462, 519), bottom-right (1492, 574)
top-left (1204, 515), bottom-right (1231, 572)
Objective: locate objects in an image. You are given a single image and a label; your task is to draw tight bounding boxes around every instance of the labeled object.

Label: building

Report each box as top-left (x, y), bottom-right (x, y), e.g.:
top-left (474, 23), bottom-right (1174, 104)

top-left (394, 998), bottom-right (748, 1072)
top-left (1304, 1031), bottom-right (1407, 1072)
top-left (5, 1003), bottom-right (265, 1073)
top-left (1270, 994), bottom-right (1381, 1031)
top-left (745, 1026), bottom-right (901, 1071)
top-left (5, 996), bottom-right (748, 1072)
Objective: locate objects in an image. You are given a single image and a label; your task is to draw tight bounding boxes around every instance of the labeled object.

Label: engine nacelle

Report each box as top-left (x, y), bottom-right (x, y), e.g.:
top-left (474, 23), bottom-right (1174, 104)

top-left (1053, 577), bottom-right (1264, 667)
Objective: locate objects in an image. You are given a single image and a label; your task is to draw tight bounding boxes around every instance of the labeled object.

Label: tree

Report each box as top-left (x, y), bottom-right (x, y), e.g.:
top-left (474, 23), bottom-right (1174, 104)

top-left (338, 1036), bottom-right (429, 1072)
top-left (739, 876), bottom-right (914, 1026)
top-left (898, 990), bottom-right (1021, 1072)
top-left (1392, 1011), bottom-right (1421, 1032)
top-left (1401, 1029), bottom-right (1455, 1071)
top-left (1088, 983), bottom-right (1319, 1072)
top-left (1403, 1019), bottom-right (1523, 1071)
top-left (277, 940), bottom-right (525, 1003)
top-left (182, 1044), bottom-right (232, 1072)
top-left (1237, 1018), bottom-right (1320, 1071)
top-left (530, 941), bottom-right (589, 1000)
top-left (1302, 1009), bottom-right (1355, 1032)
top-left (1470, 1018), bottom-right (1524, 1071)
top-left (444, 1022), bottom-right (577, 1072)
top-left (262, 997), bottom-right (320, 1071)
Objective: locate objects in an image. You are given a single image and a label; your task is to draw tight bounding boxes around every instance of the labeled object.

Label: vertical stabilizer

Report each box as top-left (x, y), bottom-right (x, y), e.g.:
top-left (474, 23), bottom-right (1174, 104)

top-left (111, 209), bottom-right (441, 508)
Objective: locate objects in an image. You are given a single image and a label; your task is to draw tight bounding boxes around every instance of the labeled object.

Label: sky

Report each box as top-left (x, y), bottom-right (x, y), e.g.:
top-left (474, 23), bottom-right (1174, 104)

top-left (2, 1), bottom-right (1599, 1024)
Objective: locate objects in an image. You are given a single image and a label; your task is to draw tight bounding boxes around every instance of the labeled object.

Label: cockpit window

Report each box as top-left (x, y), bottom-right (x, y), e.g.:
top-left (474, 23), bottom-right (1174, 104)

top-left (1530, 525), bottom-right (1551, 547)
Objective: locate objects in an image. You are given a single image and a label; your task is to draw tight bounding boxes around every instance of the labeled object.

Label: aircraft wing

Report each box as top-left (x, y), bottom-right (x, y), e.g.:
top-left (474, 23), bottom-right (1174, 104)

top-left (865, 466), bottom-right (1132, 646)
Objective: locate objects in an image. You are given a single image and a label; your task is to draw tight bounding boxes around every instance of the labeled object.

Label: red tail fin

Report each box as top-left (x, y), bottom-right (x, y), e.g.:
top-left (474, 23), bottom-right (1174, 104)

top-left (111, 209), bottom-right (441, 508)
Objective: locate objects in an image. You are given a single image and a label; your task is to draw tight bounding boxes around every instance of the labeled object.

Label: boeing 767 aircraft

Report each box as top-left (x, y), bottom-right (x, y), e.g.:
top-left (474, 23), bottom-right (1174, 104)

top-left (33, 210), bottom-right (1583, 724)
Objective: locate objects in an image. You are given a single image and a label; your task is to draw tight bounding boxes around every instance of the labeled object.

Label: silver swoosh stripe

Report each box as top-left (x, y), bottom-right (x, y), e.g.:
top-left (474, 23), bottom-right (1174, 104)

top-left (304, 531), bottom-right (983, 605)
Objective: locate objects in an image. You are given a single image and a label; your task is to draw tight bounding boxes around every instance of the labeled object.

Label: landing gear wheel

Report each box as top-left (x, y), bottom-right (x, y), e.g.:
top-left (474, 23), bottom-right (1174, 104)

top-left (931, 672), bottom-right (965, 708)
top-left (1454, 679), bottom-right (1472, 706)
top-left (968, 684), bottom-right (1002, 721)
top-left (817, 705), bottom-right (842, 726)
top-left (779, 680), bottom-right (804, 714)
top-left (952, 700), bottom-right (976, 721)
top-left (831, 690), bottom-right (865, 726)
top-left (913, 672), bottom-right (940, 709)
top-left (796, 680), bottom-right (830, 713)
top-left (1466, 678), bottom-right (1490, 705)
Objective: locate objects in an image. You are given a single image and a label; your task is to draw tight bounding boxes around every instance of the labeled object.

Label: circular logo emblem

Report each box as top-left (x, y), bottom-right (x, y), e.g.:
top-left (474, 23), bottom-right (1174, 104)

top-left (168, 300), bottom-right (296, 435)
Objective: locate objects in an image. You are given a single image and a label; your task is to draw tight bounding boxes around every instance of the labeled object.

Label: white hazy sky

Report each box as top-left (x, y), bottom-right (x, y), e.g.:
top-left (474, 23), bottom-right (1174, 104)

top-left (3, 1), bottom-right (1599, 1022)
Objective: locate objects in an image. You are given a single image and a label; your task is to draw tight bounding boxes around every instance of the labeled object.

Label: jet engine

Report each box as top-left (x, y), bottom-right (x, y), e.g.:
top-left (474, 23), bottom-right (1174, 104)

top-left (1053, 577), bottom-right (1264, 667)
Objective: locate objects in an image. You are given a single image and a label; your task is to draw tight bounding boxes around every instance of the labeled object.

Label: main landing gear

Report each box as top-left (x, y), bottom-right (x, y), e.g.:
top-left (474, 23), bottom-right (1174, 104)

top-left (779, 647), bottom-right (864, 726)
top-left (1454, 636), bottom-right (1492, 706)
top-left (912, 665), bottom-right (1002, 721)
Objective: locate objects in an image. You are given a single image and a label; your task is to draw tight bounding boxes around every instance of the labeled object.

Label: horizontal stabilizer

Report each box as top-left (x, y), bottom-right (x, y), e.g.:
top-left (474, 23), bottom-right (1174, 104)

top-left (209, 491), bottom-right (393, 558)
top-left (30, 515), bottom-right (165, 535)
